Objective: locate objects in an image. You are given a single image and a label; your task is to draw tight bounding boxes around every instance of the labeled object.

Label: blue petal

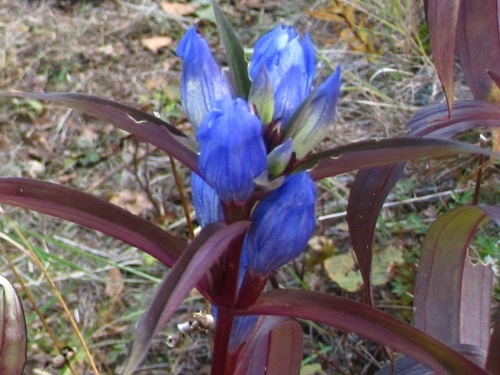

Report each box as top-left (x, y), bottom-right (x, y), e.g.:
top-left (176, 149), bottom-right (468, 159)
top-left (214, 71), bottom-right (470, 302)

top-left (177, 27), bottom-right (232, 128)
top-left (191, 173), bottom-right (224, 227)
top-left (249, 25), bottom-right (316, 123)
top-left (197, 98), bottom-right (267, 203)
top-left (241, 172), bottom-right (316, 276)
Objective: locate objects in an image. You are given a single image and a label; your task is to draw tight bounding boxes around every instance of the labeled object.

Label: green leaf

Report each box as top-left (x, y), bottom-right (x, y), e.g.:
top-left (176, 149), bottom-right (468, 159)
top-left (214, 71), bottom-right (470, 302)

top-left (211, 0), bottom-right (251, 98)
top-left (324, 247), bottom-right (404, 292)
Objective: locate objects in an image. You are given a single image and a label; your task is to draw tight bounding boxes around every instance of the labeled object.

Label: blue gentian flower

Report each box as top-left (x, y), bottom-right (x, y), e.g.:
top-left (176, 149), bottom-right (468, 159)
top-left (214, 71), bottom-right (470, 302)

top-left (191, 173), bottom-right (224, 227)
top-left (177, 27), bottom-right (232, 128)
top-left (197, 97), bottom-right (267, 203)
top-left (240, 172), bottom-right (316, 276)
top-left (249, 25), bottom-right (316, 124)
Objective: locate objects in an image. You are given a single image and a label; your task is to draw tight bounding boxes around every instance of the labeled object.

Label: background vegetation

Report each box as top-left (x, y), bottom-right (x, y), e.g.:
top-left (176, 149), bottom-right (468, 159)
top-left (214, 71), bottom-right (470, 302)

top-left (0, 0), bottom-right (497, 373)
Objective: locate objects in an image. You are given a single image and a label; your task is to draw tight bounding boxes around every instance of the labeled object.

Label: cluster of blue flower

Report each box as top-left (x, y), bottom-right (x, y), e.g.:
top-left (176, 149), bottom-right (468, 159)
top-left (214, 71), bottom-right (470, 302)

top-left (177, 24), bottom-right (341, 347)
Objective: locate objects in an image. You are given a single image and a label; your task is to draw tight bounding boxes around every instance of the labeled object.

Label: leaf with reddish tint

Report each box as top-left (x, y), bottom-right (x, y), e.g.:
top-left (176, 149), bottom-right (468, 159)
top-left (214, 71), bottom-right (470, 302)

top-left (376, 343), bottom-right (486, 375)
top-left (424, 0), bottom-right (460, 112)
top-left (344, 101), bottom-right (500, 302)
top-left (234, 316), bottom-right (303, 375)
top-left (486, 306), bottom-right (500, 374)
top-left (123, 221), bottom-right (250, 375)
top-left (244, 289), bottom-right (488, 375)
top-left (0, 91), bottom-right (199, 173)
top-left (414, 205), bottom-right (499, 349)
top-left (456, 0), bottom-right (500, 102)
top-left (306, 137), bottom-right (494, 181)
top-left (345, 165), bottom-right (404, 303)
top-left (0, 178), bottom-right (185, 267)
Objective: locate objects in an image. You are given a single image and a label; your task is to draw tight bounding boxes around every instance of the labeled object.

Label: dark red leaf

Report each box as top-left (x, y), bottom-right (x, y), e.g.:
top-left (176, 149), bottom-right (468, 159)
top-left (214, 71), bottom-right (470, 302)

top-left (424, 0), bottom-right (460, 111)
top-left (486, 306), bottom-right (500, 373)
top-left (123, 221), bottom-right (250, 375)
top-left (407, 100), bottom-right (500, 137)
top-left (414, 205), bottom-right (499, 349)
top-left (0, 178), bottom-right (185, 267)
top-left (0, 91), bottom-right (199, 173)
top-left (376, 344), bottom-right (486, 375)
top-left (346, 164), bottom-right (405, 304)
top-left (344, 101), bottom-right (500, 302)
top-left (456, 0), bottom-right (500, 102)
top-left (234, 316), bottom-right (303, 375)
top-left (244, 289), bottom-right (488, 375)
top-left (307, 137), bottom-right (493, 181)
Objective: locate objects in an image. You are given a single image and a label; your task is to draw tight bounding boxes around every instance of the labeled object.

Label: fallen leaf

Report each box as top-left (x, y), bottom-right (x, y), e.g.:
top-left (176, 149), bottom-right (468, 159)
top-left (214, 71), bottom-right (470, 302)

top-left (141, 36), bottom-right (173, 54)
top-left (109, 190), bottom-right (154, 216)
top-left (105, 267), bottom-right (124, 301)
top-left (324, 246), bottom-right (404, 292)
top-left (161, 2), bottom-right (197, 16)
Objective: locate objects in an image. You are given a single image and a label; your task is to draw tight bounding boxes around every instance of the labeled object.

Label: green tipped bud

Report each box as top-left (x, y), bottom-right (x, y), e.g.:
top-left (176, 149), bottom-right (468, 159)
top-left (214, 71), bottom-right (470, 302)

top-left (286, 66), bottom-right (341, 160)
top-left (0, 275), bottom-right (26, 375)
top-left (248, 65), bottom-right (275, 124)
top-left (267, 139), bottom-right (293, 177)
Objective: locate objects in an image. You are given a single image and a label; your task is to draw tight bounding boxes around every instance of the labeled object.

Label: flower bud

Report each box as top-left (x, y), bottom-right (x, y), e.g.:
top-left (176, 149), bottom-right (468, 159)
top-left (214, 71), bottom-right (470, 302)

top-left (266, 139), bottom-right (292, 177)
top-left (177, 27), bottom-right (232, 128)
top-left (287, 66), bottom-right (341, 160)
top-left (248, 65), bottom-right (274, 125)
top-left (0, 275), bottom-right (26, 375)
top-left (191, 173), bottom-right (223, 227)
top-left (197, 97), bottom-right (267, 203)
top-left (249, 25), bottom-right (316, 124)
top-left (240, 172), bottom-right (316, 276)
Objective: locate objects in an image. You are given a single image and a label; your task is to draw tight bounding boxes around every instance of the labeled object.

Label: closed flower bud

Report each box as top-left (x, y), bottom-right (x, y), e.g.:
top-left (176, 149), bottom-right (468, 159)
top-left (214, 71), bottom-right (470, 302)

top-left (240, 172), bottom-right (316, 276)
top-left (0, 275), bottom-right (26, 375)
top-left (177, 27), bottom-right (232, 128)
top-left (197, 97), bottom-right (267, 203)
top-left (191, 173), bottom-right (224, 227)
top-left (249, 25), bottom-right (316, 124)
top-left (287, 66), bottom-right (341, 160)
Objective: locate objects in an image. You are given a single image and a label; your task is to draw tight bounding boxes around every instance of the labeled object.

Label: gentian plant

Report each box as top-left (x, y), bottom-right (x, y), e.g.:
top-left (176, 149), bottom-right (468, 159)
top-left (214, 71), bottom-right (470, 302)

top-left (0, 1), bottom-right (499, 374)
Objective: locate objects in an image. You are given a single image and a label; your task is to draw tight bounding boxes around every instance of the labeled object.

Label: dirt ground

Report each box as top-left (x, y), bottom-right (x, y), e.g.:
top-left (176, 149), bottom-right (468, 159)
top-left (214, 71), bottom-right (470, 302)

top-left (1, 1), bottom-right (492, 374)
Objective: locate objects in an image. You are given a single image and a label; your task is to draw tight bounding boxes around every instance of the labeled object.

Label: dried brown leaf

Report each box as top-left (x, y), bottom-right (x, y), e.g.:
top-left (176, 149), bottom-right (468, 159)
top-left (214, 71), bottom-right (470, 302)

top-left (160, 2), bottom-right (198, 16)
top-left (141, 36), bottom-right (173, 54)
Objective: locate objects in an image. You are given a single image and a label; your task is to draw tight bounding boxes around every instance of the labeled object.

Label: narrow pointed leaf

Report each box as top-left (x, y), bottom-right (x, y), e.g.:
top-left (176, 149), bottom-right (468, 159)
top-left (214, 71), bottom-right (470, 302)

top-left (344, 101), bottom-right (500, 302)
top-left (424, 0), bottom-right (460, 112)
top-left (123, 221), bottom-right (250, 375)
top-left (234, 316), bottom-right (303, 375)
top-left (0, 178), bottom-right (185, 267)
top-left (211, 0), bottom-right (251, 98)
top-left (345, 164), bottom-right (404, 302)
top-left (414, 205), bottom-right (499, 348)
top-left (407, 100), bottom-right (500, 137)
top-left (306, 137), bottom-right (494, 181)
top-left (0, 91), bottom-right (199, 172)
top-left (376, 344), bottom-right (487, 375)
top-left (456, 0), bottom-right (500, 102)
top-left (244, 289), bottom-right (488, 375)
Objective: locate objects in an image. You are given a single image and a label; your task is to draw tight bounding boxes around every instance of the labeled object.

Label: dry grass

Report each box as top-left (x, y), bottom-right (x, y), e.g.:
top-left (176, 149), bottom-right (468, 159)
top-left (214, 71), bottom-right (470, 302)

top-left (0, 0), bottom-right (490, 374)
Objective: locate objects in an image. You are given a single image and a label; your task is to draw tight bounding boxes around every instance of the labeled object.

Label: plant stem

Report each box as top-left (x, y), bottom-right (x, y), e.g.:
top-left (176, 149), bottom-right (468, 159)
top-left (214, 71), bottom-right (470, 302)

top-left (211, 307), bottom-right (234, 375)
